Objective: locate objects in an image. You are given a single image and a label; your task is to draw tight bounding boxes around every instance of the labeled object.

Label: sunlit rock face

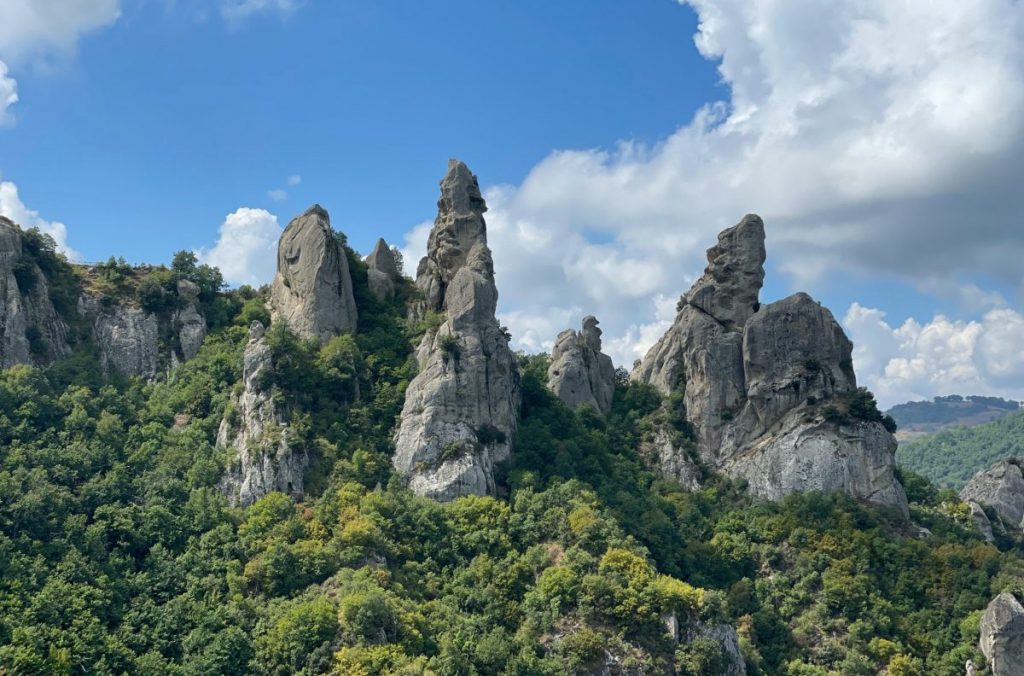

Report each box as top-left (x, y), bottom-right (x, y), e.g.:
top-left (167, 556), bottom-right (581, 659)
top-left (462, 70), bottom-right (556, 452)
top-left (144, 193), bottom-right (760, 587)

top-left (547, 315), bottom-right (616, 414)
top-left (634, 215), bottom-right (908, 514)
top-left (392, 160), bottom-right (520, 502)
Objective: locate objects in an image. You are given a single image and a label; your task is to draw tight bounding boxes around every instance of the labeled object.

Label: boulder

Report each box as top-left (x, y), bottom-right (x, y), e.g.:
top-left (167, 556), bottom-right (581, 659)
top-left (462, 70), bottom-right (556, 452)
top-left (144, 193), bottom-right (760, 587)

top-left (547, 315), bottom-right (616, 414)
top-left (0, 217), bottom-right (72, 367)
top-left (633, 216), bottom-right (907, 513)
top-left (961, 460), bottom-right (1024, 532)
top-left (270, 205), bottom-right (358, 342)
top-left (968, 500), bottom-right (996, 543)
top-left (218, 321), bottom-right (307, 506)
top-left (980, 592), bottom-right (1024, 676)
top-left (366, 238), bottom-right (400, 301)
top-left (392, 160), bottom-right (520, 501)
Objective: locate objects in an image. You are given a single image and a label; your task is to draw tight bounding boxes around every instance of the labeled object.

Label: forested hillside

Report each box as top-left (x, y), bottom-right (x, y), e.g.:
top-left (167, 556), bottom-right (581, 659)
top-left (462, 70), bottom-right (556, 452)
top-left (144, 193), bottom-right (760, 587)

top-left (897, 409), bottom-right (1024, 489)
top-left (888, 396), bottom-right (1020, 441)
top-left (1, 226), bottom-right (1021, 675)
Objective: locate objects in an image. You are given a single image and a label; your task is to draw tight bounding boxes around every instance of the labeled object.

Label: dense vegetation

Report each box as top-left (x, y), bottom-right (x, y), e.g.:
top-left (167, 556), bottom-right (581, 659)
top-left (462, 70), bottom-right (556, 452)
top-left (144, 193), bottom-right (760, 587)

top-left (897, 408), bottom-right (1024, 489)
top-left (2, 238), bottom-right (1023, 674)
top-left (888, 396), bottom-right (1020, 428)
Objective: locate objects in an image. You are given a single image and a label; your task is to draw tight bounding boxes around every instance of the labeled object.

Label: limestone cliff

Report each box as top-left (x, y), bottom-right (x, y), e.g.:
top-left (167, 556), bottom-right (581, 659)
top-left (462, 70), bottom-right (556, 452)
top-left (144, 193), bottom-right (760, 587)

top-left (547, 315), bottom-right (616, 414)
top-left (392, 160), bottom-right (520, 501)
top-left (0, 217), bottom-right (72, 367)
top-left (980, 592), bottom-right (1024, 676)
top-left (270, 205), bottom-right (358, 342)
top-left (366, 238), bottom-right (400, 301)
top-left (633, 215), bottom-right (908, 513)
top-left (217, 321), bottom-right (307, 507)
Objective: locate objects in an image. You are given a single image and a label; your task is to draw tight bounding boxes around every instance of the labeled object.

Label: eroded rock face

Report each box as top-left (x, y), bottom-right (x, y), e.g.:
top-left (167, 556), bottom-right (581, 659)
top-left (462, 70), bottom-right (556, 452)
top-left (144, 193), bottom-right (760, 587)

top-left (968, 500), bottom-right (996, 544)
top-left (547, 315), bottom-right (616, 414)
top-left (366, 238), bottom-right (400, 301)
top-left (0, 217), bottom-right (72, 367)
top-left (173, 279), bottom-right (207, 363)
top-left (392, 160), bottom-right (520, 501)
top-left (961, 460), bottom-right (1024, 532)
top-left (218, 321), bottom-right (307, 507)
top-left (270, 205), bottom-right (358, 342)
top-left (980, 593), bottom-right (1024, 676)
top-left (633, 216), bottom-right (907, 513)
top-left (79, 295), bottom-right (161, 379)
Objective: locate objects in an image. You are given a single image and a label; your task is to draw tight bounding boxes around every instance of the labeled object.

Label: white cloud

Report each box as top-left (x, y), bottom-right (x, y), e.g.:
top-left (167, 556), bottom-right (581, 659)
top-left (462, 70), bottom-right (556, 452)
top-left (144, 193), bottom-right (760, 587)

top-left (403, 0), bottom-right (1024, 382)
top-left (0, 180), bottom-right (81, 260)
top-left (267, 189), bottom-right (287, 201)
top-left (221, 0), bottom-right (303, 24)
top-left (0, 0), bottom-right (121, 62)
top-left (196, 207), bottom-right (281, 287)
top-left (844, 303), bottom-right (1024, 408)
top-left (0, 61), bottom-right (16, 126)
top-left (286, 175), bottom-right (301, 187)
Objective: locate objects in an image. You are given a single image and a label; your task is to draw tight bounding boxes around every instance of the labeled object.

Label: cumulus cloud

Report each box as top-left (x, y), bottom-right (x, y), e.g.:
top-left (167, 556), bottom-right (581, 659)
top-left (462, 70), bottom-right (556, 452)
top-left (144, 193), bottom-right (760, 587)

top-left (0, 181), bottom-right (81, 260)
top-left (0, 61), bottom-right (16, 126)
top-left (0, 0), bottom-right (121, 62)
top-left (844, 303), bottom-right (1024, 408)
top-left (418, 0), bottom-right (1024, 374)
top-left (197, 207), bottom-right (281, 287)
top-left (221, 0), bottom-right (304, 24)
top-left (266, 174), bottom-right (302, 202)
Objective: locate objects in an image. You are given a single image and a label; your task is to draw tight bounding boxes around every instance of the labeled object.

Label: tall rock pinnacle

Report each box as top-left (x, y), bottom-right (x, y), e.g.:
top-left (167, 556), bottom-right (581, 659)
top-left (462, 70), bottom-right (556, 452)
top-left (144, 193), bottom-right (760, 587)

top-left (633, 215), bottom-right (907, 513)
top-left (270, 205), bottom-right (358, 342)
top-left (547, 315), bottom-right (617, 414)
top-left (393, 160), bottom-right (520, 501)
top-left (366, 238), bottom-right (400, 301)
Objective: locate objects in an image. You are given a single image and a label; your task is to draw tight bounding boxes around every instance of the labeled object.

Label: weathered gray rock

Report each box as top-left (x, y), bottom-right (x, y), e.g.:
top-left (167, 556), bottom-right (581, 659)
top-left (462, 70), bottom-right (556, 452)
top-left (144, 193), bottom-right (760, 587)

top-left (392, 160), bottom-right (520, 501)
top-left (218, 321), bottom-right (307, 506)
top-left (684, 622), bottom-right (747, 676)
top-left (0, 217), bottom-right (72, 367)
top-left (640, 429), bottom-right (703, 491)
top-left (968, 500), bottom-right (996, 543)
top-left (961, 460), bottom-right (1024, 532)
top-left (981, 592), bottom-right (1024, 676)
top-left (547, 315), bottom-right (616, 414)
top-left (79, 294), bottom-right (160, 379)
top-left (366, 238), bottom-right (399, 301)
top-left (633, 216), bottom-right (907, 513)
top-left (173, 279), bottom-right (207, 362)
top-left (270, 205), bottom-right (358, 342)
top-left (685, 214), bottom-right (766, 331)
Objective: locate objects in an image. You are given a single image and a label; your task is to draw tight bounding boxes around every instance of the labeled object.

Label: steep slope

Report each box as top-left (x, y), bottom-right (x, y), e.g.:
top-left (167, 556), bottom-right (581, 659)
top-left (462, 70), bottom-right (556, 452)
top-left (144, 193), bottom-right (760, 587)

top-left (898, 408), bottom-right (1024, 488)
top-left (393, 160), bottom-right (520, 501)
top-left (632, 215), bottom-right (907, 513)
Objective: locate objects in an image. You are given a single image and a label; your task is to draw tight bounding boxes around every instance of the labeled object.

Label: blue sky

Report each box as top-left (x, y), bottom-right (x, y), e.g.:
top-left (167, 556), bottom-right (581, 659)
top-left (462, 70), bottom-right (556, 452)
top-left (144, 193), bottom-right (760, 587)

top-left (2, 0), bottom-right (1024, 407)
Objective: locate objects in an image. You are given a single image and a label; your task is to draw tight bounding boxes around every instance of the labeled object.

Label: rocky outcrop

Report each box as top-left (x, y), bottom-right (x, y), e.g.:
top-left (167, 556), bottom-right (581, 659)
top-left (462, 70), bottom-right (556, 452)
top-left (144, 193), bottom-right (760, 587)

top-left (547, 315), bottom-right (616, 414)
top-left (392, 160), bottom-right (520, 501)
top-left (968, 500), bottom-right (996, 543)
top-left (218, 321), bottom-right (306, 507)
top-left (961, 460), bottom-right (1024, 532)
top-left (173, 279), bottom-right (206, 363)
top-left (633, 215), bottom-right (908, 513)
top-left (366, 238), bottom-right (400, 301)
top-left (270, 205), bottom-right (358, 342)
top-left (0, 217), bottom-right (72, 367)
top-left (980, 593), bottom-right (1024, 676)
top-left (78, 294), bottom-right (160, 379)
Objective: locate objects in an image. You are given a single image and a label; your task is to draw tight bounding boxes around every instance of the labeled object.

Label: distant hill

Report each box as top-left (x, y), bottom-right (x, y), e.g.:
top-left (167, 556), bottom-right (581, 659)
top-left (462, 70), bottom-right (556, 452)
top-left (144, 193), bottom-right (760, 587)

top-left (887, 394), bottom-right (1020, 441)
top-left (896, 407), bottom-right (1024, 488)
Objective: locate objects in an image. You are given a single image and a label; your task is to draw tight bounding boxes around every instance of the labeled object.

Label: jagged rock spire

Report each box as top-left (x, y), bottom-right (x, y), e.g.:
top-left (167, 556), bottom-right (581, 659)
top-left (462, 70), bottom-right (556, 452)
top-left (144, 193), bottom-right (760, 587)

top-left (270, 205), bottom-right (358, 342)
top-left (547, 315), bottom-right (616, 414)
top-left (393, 160), bottom-right (520, 502)
top-left (366, 238), bottom-right (400, 301)
top-left (684, 214), bottom-right (766, 330)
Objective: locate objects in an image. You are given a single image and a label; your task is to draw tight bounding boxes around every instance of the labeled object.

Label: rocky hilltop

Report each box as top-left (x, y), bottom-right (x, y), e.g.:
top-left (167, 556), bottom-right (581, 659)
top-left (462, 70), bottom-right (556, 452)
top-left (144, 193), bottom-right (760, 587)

top-left (392, 160), bottom-right (520, 501)
top-left (270, 205), bottom-right (358, 342)
top-left (633, 215), bottom-right (908, 513)
top-left (547, 315), bottom-right (616, 414)
top-left (981, 592), bottom-right (1024, 676)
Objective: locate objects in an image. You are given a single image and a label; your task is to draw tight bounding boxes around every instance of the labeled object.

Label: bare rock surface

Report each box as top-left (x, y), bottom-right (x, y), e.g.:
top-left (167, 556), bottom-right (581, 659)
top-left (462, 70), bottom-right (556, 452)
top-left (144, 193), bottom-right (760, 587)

top-left (547, 315), bottom-right (616, 414)
top-left (0, 217), bottom-right (72, 367)
top-left (633, 215), bottom-right (907, 513)
top-left (961, 460), bottom-right (1024, 532)
top-left (173, 279), bottom-right (207, 362)
top-left (392, 160), bottom-right (520, 501)
top-left (981, 592), bottom-right (1024, 676)
top-left (218, 321), bottom-right (307, 506)
top-left (270, 205), bottom-right (358, 342)
top-left (78, 294), bottom-right (160, 379)
top-left (366, 238), bottom-right (400, 301)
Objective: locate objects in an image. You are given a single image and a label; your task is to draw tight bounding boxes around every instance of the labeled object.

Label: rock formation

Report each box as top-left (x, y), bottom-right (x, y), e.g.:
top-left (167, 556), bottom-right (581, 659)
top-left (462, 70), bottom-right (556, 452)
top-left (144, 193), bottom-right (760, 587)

top-left (968, 500), bottom-right (996, 543)
top-left (365, 238), bottom-right (400, 301)
top-left (0, 217), bottom-right (72, 367)
top-left (633, 215), bottom-right (908, 513)
top-left (270, 205), bottom-right (358, 342)
top-left (392, 160), bottom-right (520, 501)
top-left (78, 294), bottom-right (161, 378)
top-left (218, 321), bottom-right (307, 507)
top-left (173, 279), bottom-right (207, 363)
top-left (961, 460), bottom-right (1024, 532)
top-left (980, 592), bottom-right (1024, 676)
top-left (547, 315), bottom-right (616, 414)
